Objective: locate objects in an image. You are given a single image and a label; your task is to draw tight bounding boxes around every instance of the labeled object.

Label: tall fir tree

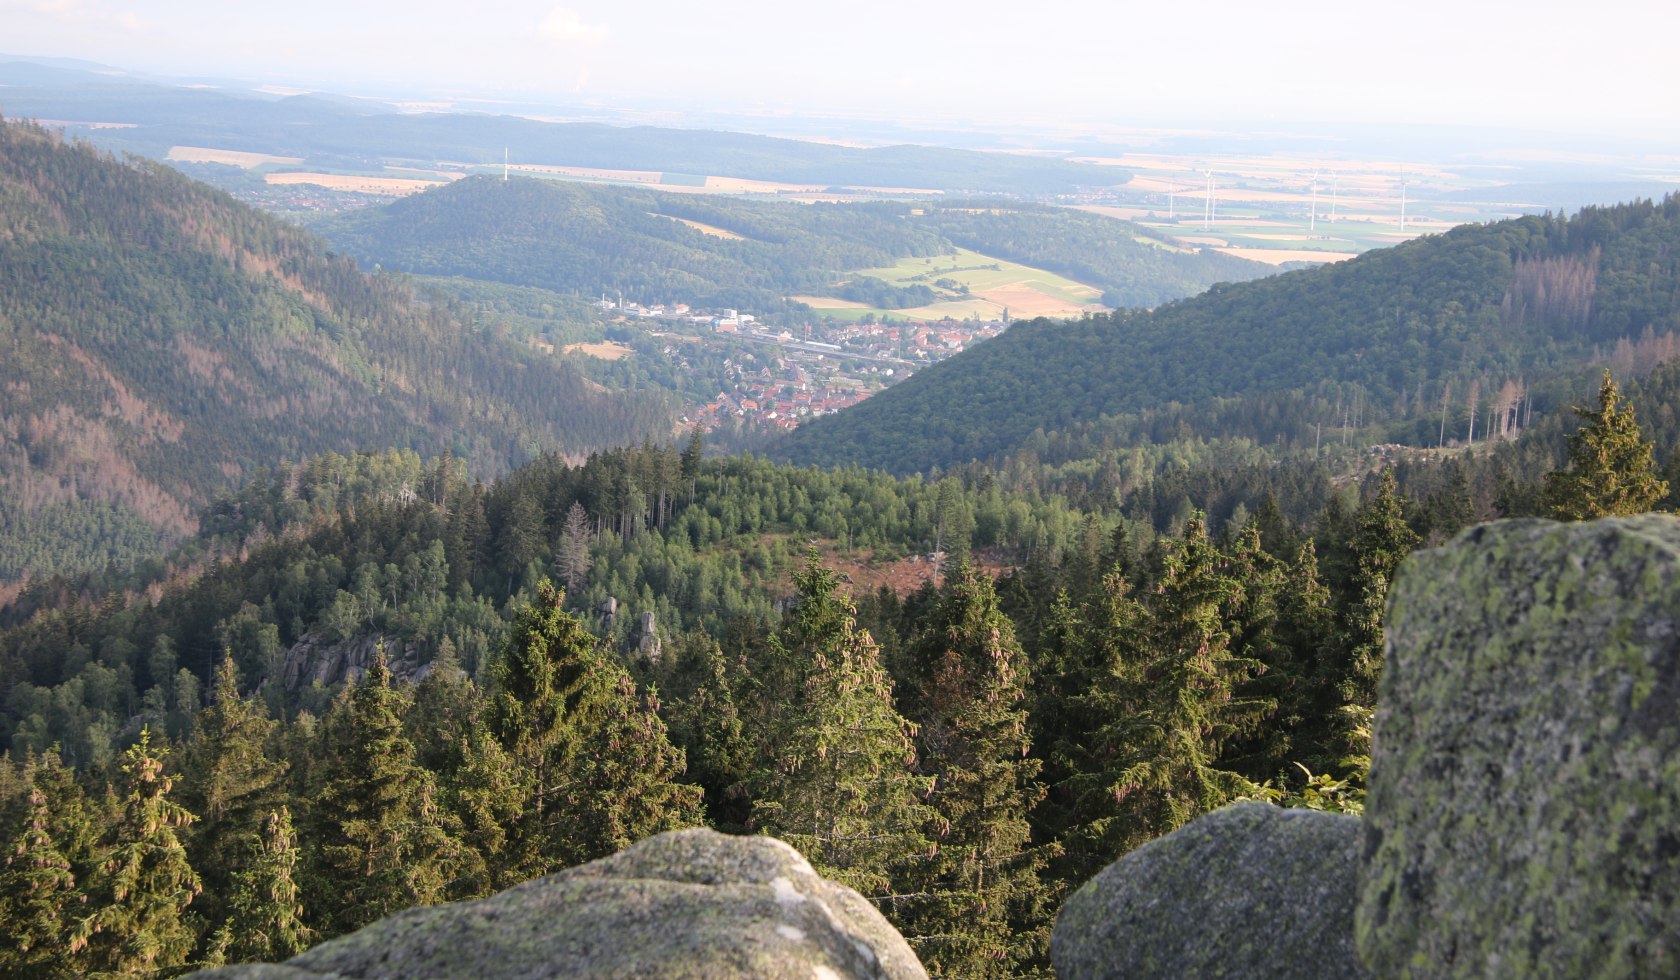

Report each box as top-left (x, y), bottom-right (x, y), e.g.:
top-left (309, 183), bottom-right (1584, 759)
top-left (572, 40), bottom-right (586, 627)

top-left (73, 728), bottom-right (203, 976)
top-left (1065, 515), bottom-right (1267, 873)
top-left (1543, 370), bottom-right (1668, 520)
top-left (558, 673), bottom-right (703, 866)
top-left (307, 649), bottom-right (459, 935)
top-left (1342, 471), bottom-right (1421, 711)
top-left (178, 654), bottom-right (287, 931)
top-left (445, 720), bottom-right (526, 895)
top-left (489, 582), bottom-right (701, 873)
top-left (753, 556), bottom-right (934, 901)
top-left (212, 806), bottom-right (313, 964)
top-left (667, 638), bottom-right (756, 832)
top-left (896, 563), bottom-right (1056, 978)
top-left (0, 782), bottom-right (87, 977)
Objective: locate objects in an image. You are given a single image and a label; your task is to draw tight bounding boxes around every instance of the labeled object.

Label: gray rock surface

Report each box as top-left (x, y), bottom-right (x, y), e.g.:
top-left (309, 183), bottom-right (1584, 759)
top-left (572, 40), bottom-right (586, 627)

top-left (192, 827), bottom-right (926, 979)
top-left (1361, 516), bottom-right (1680, 976)
top-left (1051, 802), bottom-right (1367, 979)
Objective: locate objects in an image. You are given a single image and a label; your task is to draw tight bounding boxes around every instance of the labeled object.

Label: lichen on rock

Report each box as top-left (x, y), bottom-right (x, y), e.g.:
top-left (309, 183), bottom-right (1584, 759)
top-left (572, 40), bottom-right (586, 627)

top-left (1360, 516), bottom-right (1680, 977)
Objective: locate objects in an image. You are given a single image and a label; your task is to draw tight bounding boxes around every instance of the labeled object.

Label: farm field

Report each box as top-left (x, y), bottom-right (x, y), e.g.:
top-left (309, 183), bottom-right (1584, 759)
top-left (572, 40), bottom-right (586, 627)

top-left (1064, 149), bottom-right (1559, 263)
top-left (264, 172), bottom-right (453, 195)
top-left (166, 145), bottom-right (303, 167)
top-left (803, 247), bottom-right (1105, 322)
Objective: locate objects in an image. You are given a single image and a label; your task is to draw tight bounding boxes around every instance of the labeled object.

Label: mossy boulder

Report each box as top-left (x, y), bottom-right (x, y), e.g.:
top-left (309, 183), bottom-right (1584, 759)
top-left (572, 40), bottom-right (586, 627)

top-left (1051, 802), bottom-right (1367, 979)
top-left (1361, 516), bottom-right (1680, 976)
top-left (191, 827), bottom-right (926, 979)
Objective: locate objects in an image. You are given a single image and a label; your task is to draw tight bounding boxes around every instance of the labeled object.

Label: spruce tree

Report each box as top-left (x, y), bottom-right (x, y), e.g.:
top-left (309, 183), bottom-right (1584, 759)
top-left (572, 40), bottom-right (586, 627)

top-left (213, 806), bottom-right (313, 964)
top-left (308, 650), bottom-right (458, 935)
top-left (1275, 541), bottom-right (1343, 775)
top-left (178, 655), bottom-right (287, 929)
top-left (558, 673), bottom-right (703, 866)
top-left (446, 721), bottom-right (526, 894)
top-left (73, 728), bottom-right (203, 976)
top-left (1342, 471), bottom-right (1421, 710)
top-left (896, 564), bottom-right (1056, 977)
top-left (0, 783), bottom-right (86, 977)
top-left (753, 557), bottom-right (933, 901)
top-left (1070, 515), bottom-right (1266, 868)
top-left (667, 639), bottom-right (756, 831)
top-left (489, 582), bottom-right (701, 873)
top-left (1543, 370), bottom-right (1668, 520)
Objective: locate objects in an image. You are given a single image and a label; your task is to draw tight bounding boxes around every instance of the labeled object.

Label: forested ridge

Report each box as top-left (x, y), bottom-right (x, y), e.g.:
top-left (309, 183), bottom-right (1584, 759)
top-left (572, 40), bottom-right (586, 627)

top-left (313, 178), bottom-right (1272, 314)
top-left (3, 360), bottom-right (1673, 974)
top-left (778, 196), bottom-right (1680, 472)
top-left (0, 119), bottom-right (676, 583)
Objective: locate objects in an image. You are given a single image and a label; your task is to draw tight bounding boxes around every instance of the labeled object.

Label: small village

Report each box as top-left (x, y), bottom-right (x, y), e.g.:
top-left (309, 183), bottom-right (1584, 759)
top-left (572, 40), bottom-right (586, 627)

top-left (593, 296), bottom-right (1010, 432)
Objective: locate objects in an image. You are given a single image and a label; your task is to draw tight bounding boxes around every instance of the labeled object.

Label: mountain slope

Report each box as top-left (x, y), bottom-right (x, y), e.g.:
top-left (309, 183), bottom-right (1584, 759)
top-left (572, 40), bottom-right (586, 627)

top-left (0, 120), bottom-right (671, 581)
top-left (315, 176), bottom-right (950, 312)
top-left (776, 197), bottom-right (1680, 473)
top-left (314, 178), bottom-right (1272, 313)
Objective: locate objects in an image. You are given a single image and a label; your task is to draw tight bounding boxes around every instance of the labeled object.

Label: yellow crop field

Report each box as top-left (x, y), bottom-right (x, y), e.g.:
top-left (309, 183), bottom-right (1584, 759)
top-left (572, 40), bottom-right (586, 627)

top-left (263, 172), bottom-right (449, 195)
top-left (167, 146), bottom-right (304, 168)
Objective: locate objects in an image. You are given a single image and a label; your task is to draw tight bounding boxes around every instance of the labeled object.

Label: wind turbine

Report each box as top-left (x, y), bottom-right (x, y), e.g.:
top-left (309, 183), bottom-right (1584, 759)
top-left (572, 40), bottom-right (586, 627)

top-left (1399, 178), bottom-right (1408, 232)
top-left (1309, 168), bottom-right (1321, 233)
top-left (1203, 170), bottom-right (1216, 230)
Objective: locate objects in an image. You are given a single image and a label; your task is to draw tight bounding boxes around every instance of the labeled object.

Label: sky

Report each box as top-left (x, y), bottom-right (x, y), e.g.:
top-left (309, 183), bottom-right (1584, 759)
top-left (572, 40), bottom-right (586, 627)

top-left (4, 0), bottom-right (1678, 137)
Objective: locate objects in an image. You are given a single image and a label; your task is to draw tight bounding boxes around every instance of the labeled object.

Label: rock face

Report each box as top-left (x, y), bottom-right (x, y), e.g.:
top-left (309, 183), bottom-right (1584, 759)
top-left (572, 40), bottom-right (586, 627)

top-left (1051, 802), bottom-right (1367, 979)
top-left (276, 632), bottom-right (423, 693)
top-left (1361, 516), bottom-right (1680, 976)
top-left (192, 827), bottom-right (925, 979)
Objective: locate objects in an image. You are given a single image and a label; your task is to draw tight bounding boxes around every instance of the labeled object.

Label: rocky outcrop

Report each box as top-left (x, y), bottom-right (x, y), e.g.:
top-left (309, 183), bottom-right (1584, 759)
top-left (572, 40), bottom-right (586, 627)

top-left (275, 632), bottom-right (424, 693)
top-left (191, 827), bottom-right (926, 979)
top-left (1360, 516), bottom-right (1680, 976)
top-left (1051, 803), bottom-right (1368, 979)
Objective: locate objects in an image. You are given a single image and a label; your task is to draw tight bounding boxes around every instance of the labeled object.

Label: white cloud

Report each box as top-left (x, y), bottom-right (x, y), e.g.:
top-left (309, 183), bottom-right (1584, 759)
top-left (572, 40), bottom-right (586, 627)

top-left (540, 7), bottom-right (608, 47)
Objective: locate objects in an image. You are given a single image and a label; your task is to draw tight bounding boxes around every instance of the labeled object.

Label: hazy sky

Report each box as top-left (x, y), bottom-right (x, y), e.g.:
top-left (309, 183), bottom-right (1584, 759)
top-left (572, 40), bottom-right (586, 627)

top-left (5, 0), bottom-right (1677, 135)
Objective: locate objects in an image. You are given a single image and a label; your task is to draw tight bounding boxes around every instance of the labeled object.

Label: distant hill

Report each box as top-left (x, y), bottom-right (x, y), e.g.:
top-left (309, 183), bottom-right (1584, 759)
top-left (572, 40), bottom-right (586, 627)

top-left (776, 197), bottom-right (1680, 473)
top-left (0, 120), bottom-right (672, 581)
top-left (313, 177), bottom-right (1273, 313)
top-left (0, 61), bottom-right (1126, 195)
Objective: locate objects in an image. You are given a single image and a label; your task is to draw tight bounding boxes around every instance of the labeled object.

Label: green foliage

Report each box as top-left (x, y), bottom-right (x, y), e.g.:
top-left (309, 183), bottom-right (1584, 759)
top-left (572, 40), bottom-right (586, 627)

top-left (753, 557), bottom-right (934, 899)
top-left (73, 728), bottom-right (202, 975)
top-left (489, 582), bottom-right (701, 873)
top-left (306, 650), bottom-right (458, 935)
top-left (0, 781), bottom-right (87, 977)
top-left (895, 564), bottom-right (1057, 976)
top-left (178, 655), bottom-right (287, 929)
top-left (1342, 472), bottom-right (1421, 711)
top-left (212, 806), bottom-right (313, 963)
top-left (1057, 516), bottom-right (1272, 877)
top-left (1542, 370), bottom-right (1669, 519)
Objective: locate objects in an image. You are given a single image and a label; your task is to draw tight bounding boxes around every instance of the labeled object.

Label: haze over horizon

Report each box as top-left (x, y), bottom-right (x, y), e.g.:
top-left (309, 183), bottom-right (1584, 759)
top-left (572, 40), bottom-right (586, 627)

top-left (5, 0), bottom-right (1678, 143)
